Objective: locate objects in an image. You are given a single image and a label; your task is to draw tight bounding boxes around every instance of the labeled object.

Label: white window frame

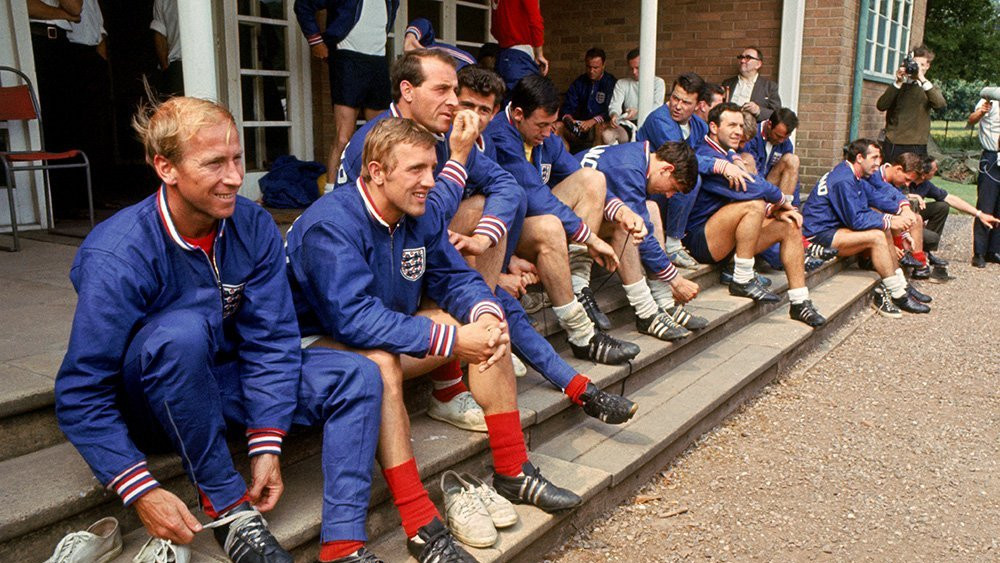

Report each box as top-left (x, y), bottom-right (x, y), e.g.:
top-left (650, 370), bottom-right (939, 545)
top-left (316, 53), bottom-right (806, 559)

top-left (391, 0), bottom-right (493, 59)
top-left (863, 0), bottom-right (913, 83)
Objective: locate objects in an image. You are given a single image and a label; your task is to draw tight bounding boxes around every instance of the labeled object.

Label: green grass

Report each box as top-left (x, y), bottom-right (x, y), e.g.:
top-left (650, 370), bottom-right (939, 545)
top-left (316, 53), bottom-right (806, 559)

top-left (930, 120), bottom-right (980, 150)
top-left (929, 177), bottom-right (978, 214)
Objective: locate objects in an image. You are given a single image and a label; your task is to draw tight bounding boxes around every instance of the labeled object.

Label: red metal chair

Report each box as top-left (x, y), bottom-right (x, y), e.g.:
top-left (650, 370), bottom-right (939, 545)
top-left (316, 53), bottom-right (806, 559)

top-left (0, 65), bottom-right (94, 251)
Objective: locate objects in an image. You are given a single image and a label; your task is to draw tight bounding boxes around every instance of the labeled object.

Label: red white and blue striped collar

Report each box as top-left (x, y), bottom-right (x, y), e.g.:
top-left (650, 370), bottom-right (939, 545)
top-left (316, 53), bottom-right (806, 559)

top-left (703, 135), bottom-right (728, 156)
top-left (758, 121), bottom-right (768, 137)
top-left (355, 177), bottom-right (399, 231)
top-left (389, 103), bottom-right (402, 118)
top-left (475, 135), bottom-right (486, 152)
top-left (642, 141), bottom-right (652, 177)
top-left (156, 185), bottom-right (225, 251)
top-left (505, 103), bottom-right (514, 126)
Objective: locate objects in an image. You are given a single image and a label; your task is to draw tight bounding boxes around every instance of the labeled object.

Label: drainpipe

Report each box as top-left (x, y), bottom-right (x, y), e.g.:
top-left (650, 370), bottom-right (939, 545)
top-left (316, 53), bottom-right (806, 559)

top-left (177, 0), bottom-right (219, 100)
top-left (636, 0), bottom-right (657, 126)
top-left (849, 0), bottom-right (871, 140)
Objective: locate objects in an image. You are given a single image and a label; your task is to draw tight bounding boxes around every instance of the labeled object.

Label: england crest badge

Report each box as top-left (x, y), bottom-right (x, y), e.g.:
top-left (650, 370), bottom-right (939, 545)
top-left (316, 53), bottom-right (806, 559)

top-left (595, 91), bottom-right (606, 104)
top-left (401, 247), bottom-right (426, 281)
top-left (540, 163), bottom-right (552, 184)
top-left (221, 282), bottom-right (246, 318)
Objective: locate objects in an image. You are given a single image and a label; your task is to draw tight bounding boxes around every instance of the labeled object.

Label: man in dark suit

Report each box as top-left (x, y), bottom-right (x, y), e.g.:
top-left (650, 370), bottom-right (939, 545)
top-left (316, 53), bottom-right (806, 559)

top-left (722, 46), bottom-right (781, 122)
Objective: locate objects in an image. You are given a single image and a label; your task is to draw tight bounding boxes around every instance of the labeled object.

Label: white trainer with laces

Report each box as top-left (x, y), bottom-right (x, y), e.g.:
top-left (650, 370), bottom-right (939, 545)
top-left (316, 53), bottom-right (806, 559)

top-left (440, 471), bottom-right (498, 548)
top-left (133, 537), bottom-right (191, 563)
top-left (460, 473), bottom-right (518, 528)
top-left (428, 391), bottom-right (487, 432)
top-left (45, 517), bottom-right (123, 563)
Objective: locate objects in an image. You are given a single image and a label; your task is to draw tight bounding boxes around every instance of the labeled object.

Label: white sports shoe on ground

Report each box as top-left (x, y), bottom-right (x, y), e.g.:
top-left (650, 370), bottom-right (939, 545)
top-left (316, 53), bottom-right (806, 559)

top-left (511, 354), bottom-right (527, 377)
top-left (461, 473), bottom-right (518, 528)
top-left (440, 471), bottom-right (497, 548)
top-left (45, 517), bottom-right (122, 563)
top-left (428, 391), bottom-right (487, 432)
top-left (133, 537), bottom-right (191, 563)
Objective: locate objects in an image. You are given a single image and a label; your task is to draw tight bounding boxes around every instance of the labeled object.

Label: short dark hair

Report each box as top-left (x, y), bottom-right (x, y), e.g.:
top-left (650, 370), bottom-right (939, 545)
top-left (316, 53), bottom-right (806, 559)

top-left (655, 141), bottom-right (699, 193)
top-left (478, 42), bottom-right (500, 60)
top-left (626, 47), bottom-right (640, 61)
top-left (391, 48), bottom-right (457, 102)
top-left (708, 101), bottom-right (743, 126)
top-left (671, 72), bottom-right (705, 97)
top-left (457, 66), bottom-right (505, 104)
top-left (845, 138), bottom-right (880, 162)
top-left (911, 44), bottom-right (935, 61)
top-left (510, 74), bottom-right (560, 116)
top-left (699, 82), bottom-right (726, 104)
top-left (769, 107), bottom-right (799, 132)
top-left (744, 46), bottom-right (763, 61)
top-left (892, 152), bottom-right (924, 174)
top-left (585, 47), bottom-right (606, 62)
top-left (920, 154), bottom-right (938, 175)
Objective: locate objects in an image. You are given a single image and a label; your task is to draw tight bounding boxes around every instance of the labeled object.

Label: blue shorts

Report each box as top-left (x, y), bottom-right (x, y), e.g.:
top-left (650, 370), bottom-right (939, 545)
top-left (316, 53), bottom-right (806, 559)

top-left (805, 228), bottom-right (838, 249)
top-left (327, 48), bottom-right (391, 110)
top-left (682, 224), bottom-right (722, 265)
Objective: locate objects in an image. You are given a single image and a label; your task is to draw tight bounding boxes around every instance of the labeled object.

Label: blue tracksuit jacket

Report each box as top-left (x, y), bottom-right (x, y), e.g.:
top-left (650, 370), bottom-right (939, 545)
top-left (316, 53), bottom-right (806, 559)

top-left (338, 103), bottom-right (524, 248)
top-left (294, 0), bottom-right (399, 47)
top-left (561, 71), bottom-right (617, 122)
top-left (405, 18), bottom-right (476, 68)
top-left (578, 141), bottom-right (679, 282)
top-left (802, 161), bottom-right (894, 236)
top-left (743, 121), bottom-right (794, 178)
top-left (286, 171), bottom-right (505, 357)
top-left (687, 136), bottom-right (785, 231)
top-left (55, 189), bottom-right (300, 498)
top-left (484, 104), bottom-right (592, 243)
top-left (864, 165), bottom-right (911, 214)
top-left (636, 108), bottom-right (724, 175)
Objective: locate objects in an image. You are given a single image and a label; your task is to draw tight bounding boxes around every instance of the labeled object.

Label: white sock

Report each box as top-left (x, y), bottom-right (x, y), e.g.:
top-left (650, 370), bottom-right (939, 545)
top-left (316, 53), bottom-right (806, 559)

top-left (568, 244), bottom-right (593, 295)
top-left (623, 279), bottom-right (659, 319)
top-left (788, 286), bottom-right (809, 305)
top-left (895, 268), bottom-right (905, 280)
top-left (324, 182), bottom-right (337, 194)
top-left (733, 256), bottom-right (755, 284)
top-left (647, 278), bottom-right (676, 311)
top-left (665, 236), bottom-right (683, 253)
top-left (883, 273), bottom-right (907, 299)
top-left (551, 299), bottom-right (595, 347)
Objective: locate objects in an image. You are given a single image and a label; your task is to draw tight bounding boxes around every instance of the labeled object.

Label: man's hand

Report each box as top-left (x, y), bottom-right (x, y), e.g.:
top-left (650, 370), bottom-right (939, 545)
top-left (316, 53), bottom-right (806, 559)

top-left (741, 101), bottom-right (760, 116)
top-left (448, 110), bottom-right (480, 166)
top-left (774, 207), bottom-right (803, 229)
top-left (449, 231), bottom-right (492, 256)
top-left (615, 207), bottom-right (648, 242)
top-left (670, 276), bottom-right (699, 304)
top-left (310, 43), bottom-right (329, 61)
top-left (977, 211), bottom-right (1000, 229)
top-left (889, 213), bottom-right (914, 232)
top-left (403, 34), bottom-right (422, 52)
top-left (508, 255), bottom-right (537, 278)
top-left (622, 108), bottom-right (637, 121)
top-left (894, 66), bottom-right (908, 85)
top-left (134, 488), bottom-right (203, 545)
top-left (455, 316), bottom-right (510, 370)
top-left (900, 207), bottom-right (919, 225)
top-left (249, 453), bottom-right (283, 512)
top-left (721, 161), bottom-right (752, 191)
top-left (586, 234), bottom-right (620, 272)
top-left (534, 49), bottom-right (549, 76)
top-left (498, 272), bottom-right (528, 298)
top-left (908, 195), bottom-right (926, 211)
top-left (579, 119), bottom-right (596, 133)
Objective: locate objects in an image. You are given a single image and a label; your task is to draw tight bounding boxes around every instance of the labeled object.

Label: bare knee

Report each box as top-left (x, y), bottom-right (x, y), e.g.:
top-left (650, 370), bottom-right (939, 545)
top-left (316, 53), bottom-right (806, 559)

top-left (781, 153), bottom-right (799, 170)
top-left (532, 215), bottom-right (568, 251)
top-left (740, 199), bottom-right (767, 217)
top-left (578, 168), bottom-right (607, 200)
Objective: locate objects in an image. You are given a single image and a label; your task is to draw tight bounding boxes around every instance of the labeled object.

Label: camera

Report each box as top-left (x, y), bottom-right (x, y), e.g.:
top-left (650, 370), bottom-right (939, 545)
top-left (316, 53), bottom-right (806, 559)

top-left (981, 86), bottom-right (1000, 102)
top-left (902, 54), bottom-right (920, 78)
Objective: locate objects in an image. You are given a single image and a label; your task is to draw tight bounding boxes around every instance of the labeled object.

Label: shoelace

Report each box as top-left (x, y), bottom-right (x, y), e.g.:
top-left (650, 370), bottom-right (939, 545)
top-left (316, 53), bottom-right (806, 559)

top-left (419, 526), bottom-right (466, 563)
top-left (670, 306), bottom-right (693, 326)
top-left (134, 537), bottom-right (186, 563)
top-left (645, 312), bottom-right (682, 338)
top-left (354, 547), bottom-right (383, 563)
top-left (47, 532), bottom-right (89, 562)
top-left (589, 332), bottom-right (626, 363)
top-left (473, 484), bottom-right (506, 510)
top-left (207, 510), bottom-right (270, 557)
top-left (584, 389), bottom-right (629, 422)
top-left (451, 489), bottom-right (487, 521)
top-left (876, 284), bottom-right (901, 313)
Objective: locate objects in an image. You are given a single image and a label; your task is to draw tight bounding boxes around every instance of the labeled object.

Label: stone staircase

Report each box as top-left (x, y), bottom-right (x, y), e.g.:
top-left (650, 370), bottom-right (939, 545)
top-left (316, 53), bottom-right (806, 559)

top-left (0, 250), bottom-right (878, 562)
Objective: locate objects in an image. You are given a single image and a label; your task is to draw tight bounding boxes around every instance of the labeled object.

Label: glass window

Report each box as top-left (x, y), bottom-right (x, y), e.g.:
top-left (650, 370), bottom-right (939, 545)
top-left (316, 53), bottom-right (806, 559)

top-left (864, 0), bottom-right (913, 81)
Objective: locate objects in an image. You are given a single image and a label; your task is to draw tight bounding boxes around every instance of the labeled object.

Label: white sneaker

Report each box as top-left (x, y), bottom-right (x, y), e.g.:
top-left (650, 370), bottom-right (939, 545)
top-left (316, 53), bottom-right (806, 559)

top-left (440, 471), bottom-right (497, 548)
top-left (428, 391), bottom-right (487, 432)
top-left (45, 517), bottom-right (123, 563)
top-left (461, 473), bottom-right (518, 528)
top-left (511, 354), bottom-right (527, 377)
top-left (133, 537), bottom-right (191, 563)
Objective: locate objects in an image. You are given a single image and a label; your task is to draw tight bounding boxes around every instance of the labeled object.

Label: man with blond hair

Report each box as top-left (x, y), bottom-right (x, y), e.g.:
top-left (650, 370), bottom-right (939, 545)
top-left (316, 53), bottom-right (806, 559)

top-left (55, 97), bottom-right (379, 563)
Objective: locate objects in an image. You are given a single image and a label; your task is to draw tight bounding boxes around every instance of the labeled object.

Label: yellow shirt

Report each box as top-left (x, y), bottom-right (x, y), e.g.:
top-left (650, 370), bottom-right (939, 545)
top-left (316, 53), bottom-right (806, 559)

top-left (523, 142), bottom-right (533, 163)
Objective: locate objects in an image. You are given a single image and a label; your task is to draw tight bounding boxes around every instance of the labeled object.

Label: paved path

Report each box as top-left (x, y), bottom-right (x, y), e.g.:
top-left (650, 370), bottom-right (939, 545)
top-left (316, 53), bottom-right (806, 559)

top-left (549, 216), bottom-right (1000, 562)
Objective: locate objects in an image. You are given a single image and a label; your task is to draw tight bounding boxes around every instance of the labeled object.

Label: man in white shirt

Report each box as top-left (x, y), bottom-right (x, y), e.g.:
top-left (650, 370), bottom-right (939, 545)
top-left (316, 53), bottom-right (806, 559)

top-left (601, 48), bottom-right (665, 145)
top-left (151, 0), bottom-right (183, 96)
top-left (968, 94), bottom-right (1000, 266)
top-left (722, 46), bottom-right (781, 122)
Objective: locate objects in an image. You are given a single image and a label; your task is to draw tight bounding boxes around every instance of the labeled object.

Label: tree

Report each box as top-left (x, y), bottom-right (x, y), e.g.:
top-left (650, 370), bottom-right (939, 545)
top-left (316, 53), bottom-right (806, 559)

top-left (924, 0), bottom-right (1000, 83)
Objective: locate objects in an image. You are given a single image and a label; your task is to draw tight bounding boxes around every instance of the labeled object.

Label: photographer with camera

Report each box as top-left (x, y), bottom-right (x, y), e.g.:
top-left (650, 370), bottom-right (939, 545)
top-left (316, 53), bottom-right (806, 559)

top-left (967, 87), bottom-right (1000, 267)
top-left (876, 44), bottom-right (946, 163)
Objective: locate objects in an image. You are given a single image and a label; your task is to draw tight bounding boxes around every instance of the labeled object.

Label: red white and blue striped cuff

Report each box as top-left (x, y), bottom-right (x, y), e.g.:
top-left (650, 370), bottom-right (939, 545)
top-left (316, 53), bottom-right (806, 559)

top-left (593, 115), bottom-right (604, 123)
top-left (571, 223), bottom-right (592, 244)
top-left (439, 160), bottom-right (468, 188)
top-left (604, 198), bottom-right (625, 222)
top-left (713, 159), bottom-right (728, 174)
top-left (109, 460), bottom-right (160, 506)
top-left (882, 213), bottom-right (893, 231)
top-left (765, 203), bottom-right (775, 217)
top-left (306, 33), bottom-right (324, 46)
top-left (897, 200), bottom-right (911, 212)
top-left (246, 428), bottom-right (285, 457)
top-left (405, 26), bottom-right (422, 39)
top-left (429, 323), bottom-right (457, 356)
top-left (473, 215), bottom-right (507, 246)
top-left (470, 300), bottom-right (505, 323)
top-left (653, 263), bottom-right (679, 283)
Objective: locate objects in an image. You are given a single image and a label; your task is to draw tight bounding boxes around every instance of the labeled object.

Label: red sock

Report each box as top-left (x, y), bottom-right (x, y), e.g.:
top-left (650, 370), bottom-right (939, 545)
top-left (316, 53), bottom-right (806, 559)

top-left (319, 540), bottom-right (365, 561)
top-left (382, 458), bottom-right (439, 538)
top-left (429, 360), bottom-right (467, 402)
top-left (912, 250), bottom-right (927, 265)
top-left (565, 374), bottom-right (590, 406)
top-left (893, 234), bottom-right (905, 249)
top-left (200, 489), bottom-right (250, 519)
top-left (485, 411), bottom-right (528, 477)
top-left (801, 236), bottom-right (810, 248)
